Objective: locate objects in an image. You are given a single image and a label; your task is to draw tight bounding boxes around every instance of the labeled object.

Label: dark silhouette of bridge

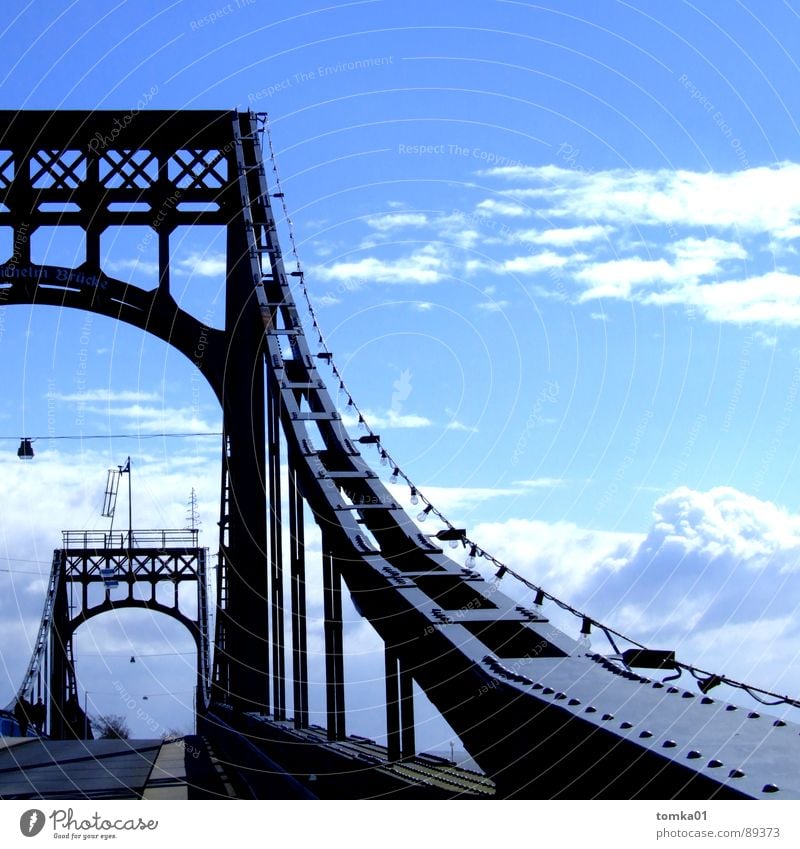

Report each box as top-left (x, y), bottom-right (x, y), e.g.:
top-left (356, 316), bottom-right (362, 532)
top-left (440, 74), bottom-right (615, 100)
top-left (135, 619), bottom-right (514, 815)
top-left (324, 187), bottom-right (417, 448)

top-left (2, 109), bottom-right (799, 799)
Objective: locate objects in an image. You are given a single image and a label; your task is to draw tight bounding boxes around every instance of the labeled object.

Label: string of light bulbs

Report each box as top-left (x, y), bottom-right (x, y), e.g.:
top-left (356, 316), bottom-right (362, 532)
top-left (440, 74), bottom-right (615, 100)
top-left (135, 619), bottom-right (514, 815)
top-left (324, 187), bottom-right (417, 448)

top-left (259, 112), bottom-right (800, 713)
top-left (1, 433), bottom-right (221, 441)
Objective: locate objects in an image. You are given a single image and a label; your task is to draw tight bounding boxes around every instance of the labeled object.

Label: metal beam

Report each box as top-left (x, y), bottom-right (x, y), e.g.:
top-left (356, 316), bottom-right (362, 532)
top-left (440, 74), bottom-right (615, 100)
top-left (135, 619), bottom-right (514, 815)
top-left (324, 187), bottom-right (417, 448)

top-left (268, 386), bottom-right (286, 720)
top-left (288, 459), bottom-right (309, 729)
top-left (220, 202), bottom-right (269, 713)
top-left (322, 547), bottom-right (345, 741)
top-left (399, 659), bottom-right (415, 760)
top-left (384, 647), bottom-right (401, 762)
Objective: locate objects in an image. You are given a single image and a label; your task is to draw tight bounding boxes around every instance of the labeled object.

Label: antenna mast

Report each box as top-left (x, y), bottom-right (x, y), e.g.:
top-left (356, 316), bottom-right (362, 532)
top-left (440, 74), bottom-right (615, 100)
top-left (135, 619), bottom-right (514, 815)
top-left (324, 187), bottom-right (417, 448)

top-left (187, 487), bottom-right (200, 531)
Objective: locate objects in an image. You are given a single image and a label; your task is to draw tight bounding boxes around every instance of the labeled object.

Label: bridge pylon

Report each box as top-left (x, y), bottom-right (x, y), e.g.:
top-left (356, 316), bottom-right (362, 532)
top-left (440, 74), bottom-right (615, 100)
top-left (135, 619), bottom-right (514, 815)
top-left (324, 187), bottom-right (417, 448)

top-left (46, 529), bottom-right (209, 740)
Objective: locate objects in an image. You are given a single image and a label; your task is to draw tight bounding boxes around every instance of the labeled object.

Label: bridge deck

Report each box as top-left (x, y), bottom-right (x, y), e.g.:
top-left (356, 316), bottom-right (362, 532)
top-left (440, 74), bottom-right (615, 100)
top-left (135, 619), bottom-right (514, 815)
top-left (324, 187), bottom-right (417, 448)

top-left (0, 737), bottom-right (235, 800)
top-left (284, 721), bottom-right (496, 797)
top-left (206, 711), bottom-right (495, 799)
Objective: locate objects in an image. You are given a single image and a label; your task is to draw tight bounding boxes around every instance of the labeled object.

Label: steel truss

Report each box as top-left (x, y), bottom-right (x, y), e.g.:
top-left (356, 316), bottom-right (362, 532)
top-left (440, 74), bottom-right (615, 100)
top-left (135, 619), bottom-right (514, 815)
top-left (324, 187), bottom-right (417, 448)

top-left (47, 530), bottom-right (209, 740)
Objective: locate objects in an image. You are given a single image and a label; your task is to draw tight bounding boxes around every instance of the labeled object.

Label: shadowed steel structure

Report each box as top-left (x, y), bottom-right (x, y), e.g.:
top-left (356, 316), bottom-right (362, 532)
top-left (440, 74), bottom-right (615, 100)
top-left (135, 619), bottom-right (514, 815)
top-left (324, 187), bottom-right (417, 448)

top-left (2, 109), bottom-right (800, 799)
top-left (45, 530), bottom-right (209, 741)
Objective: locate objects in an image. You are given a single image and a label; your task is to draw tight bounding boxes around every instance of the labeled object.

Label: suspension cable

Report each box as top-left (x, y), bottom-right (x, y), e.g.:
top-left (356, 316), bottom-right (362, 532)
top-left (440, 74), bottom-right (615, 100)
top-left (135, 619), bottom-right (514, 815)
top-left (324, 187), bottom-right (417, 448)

top-left (256, 110), bottom-right (800, 715)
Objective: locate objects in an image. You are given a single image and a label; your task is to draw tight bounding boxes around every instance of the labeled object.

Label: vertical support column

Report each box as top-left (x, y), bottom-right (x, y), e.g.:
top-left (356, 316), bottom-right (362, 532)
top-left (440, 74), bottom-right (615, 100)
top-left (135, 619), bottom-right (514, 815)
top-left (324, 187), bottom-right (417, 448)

top-left (12, 144), bottom-right (32, 267)
top-left (211, 435), bottom-right (234, 705)
top-left (385, 646), bottom-right (401, 762)
top-left (268, 385), bottom-right (286, 720)
top-left (49, 562), bottom-right (70, 740)
top-left (158, 229), bottom-right (170, 296)
top-left (332, 555), bottom-right (345, 736)
top-left (219, 213), bottom-right (270, 714)
top-left (399, 661), bottom-right (416, 759)
top-left (288, 458), bottom-right (308, 729)
top-left (81, 563), bottom-right (89, 612)
top-left (154, 151), bottom-right (174, 300)
top-left (195, 547), bottom-right (210, 717)
top-left (85, 151), bottom-right (101, 270)
top-left (322, 547), bottom-right (345, 741)
top-left (384, 645), bottom-right (415, 761)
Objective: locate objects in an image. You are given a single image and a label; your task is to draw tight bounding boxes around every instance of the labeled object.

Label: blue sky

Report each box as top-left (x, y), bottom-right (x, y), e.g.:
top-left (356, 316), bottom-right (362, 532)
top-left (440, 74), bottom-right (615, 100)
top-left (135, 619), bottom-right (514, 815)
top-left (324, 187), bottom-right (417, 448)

top-left (4, 0), bottom-right (800, 749)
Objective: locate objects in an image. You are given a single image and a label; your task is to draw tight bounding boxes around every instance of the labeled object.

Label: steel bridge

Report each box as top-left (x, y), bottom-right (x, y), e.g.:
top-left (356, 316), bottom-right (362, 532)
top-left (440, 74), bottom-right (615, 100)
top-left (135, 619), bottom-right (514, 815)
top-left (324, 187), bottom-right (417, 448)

top-left (2, 109), bottom-right (800, 799)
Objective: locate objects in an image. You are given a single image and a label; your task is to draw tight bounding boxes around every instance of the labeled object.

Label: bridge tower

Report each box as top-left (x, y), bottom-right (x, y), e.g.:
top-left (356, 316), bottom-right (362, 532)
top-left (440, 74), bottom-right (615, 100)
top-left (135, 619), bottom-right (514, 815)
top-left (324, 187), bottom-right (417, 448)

top-left (45, 527), bottom-right (209, 739)
top-left (1, 111), bottom-right (269, 715)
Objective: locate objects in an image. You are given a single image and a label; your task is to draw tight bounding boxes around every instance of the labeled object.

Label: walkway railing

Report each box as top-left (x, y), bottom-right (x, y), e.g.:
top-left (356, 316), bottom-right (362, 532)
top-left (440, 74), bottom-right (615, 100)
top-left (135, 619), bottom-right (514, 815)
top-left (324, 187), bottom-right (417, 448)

top-left (61, 529), bottom-right (200, 550)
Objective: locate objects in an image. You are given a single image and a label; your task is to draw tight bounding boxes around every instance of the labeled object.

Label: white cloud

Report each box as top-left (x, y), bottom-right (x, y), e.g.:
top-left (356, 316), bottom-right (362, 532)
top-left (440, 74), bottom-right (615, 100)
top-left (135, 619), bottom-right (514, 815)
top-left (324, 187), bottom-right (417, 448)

top-left (669, 236), bottom-right (747, 264)
top-left (106, 258), bottom-right (159, 277)
top-left (486, 162), bottom-right (800, 237)
top-left (83, 402), bottom-right (220, 434)
top-left (46, 389), bottom-right (161, 403)
top-left (513, 477), bottom-right (567, 489)
top-left (572, 237), bottom-right (756, 315)
top-left (472, 516), bottom-right (638, 597)
top-left (479, 164), bottom-right (568, 181)
top-left (446, 419), bottom-right (478, 433)
top-left (647, 271), bottom-right (800, 325)
top-left (469, 251), bottom-right (569, 276)
top-left (516, 225), bottom-right (612, 247)
top-left (314, 247), bottom-right (447, 286)
top-left (638, 485), bottom-right (800, 567)
top-left (464, 259), bottom-right (486, 274)
top-left (341, 408), bottom-right (433, 430)
top-left (575, 257), bottom-right (683, 301)
top-left (503, 251), bottom-right (568, 273)
top-left (399, 484), bottom-right (522, 515)
top-left (575, 238), bottom-right (746, 301)
top-left (481, 485), bottom-right (800, 635)
top-left (467, 485), bottom-right (800, 698)
top-left (476, 299), bottom-right (510, 312)
top-left (475, 199), bottom-right (529, 217)
top-left (177, 252), bottom-right (226, 277)
top-left (449, 228), bottom-right (481, 249)
top-left (313, 243), bottom-right (335, 257)
top-left (753, 330), bottom-right (778, 348)
top-left (365, 212), bottom-right (429, 231)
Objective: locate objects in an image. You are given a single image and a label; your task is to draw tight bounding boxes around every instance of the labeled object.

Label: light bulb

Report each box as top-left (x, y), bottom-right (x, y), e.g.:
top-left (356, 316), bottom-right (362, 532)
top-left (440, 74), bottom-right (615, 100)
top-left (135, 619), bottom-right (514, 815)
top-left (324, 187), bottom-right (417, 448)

top-left (390, 467), bottom-right (400, 483)
top-left (410, 487), bottom-right (419, 506)
top-left (380, 450), bottom-right (389, 466)
top-left (358, 415), bottom-right (367, 432)
top-left (417, 505), bottom-right (433, 522)
top-left (579, 617), bottom-right (592, 649)
top-left (466, 545), bottom-right (478, 569)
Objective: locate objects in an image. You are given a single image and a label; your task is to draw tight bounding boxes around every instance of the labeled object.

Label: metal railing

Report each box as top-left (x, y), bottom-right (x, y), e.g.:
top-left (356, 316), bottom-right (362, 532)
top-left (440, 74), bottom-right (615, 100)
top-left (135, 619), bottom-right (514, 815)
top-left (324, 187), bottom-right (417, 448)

top-left (62, 529), bottom-right (200, 550)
